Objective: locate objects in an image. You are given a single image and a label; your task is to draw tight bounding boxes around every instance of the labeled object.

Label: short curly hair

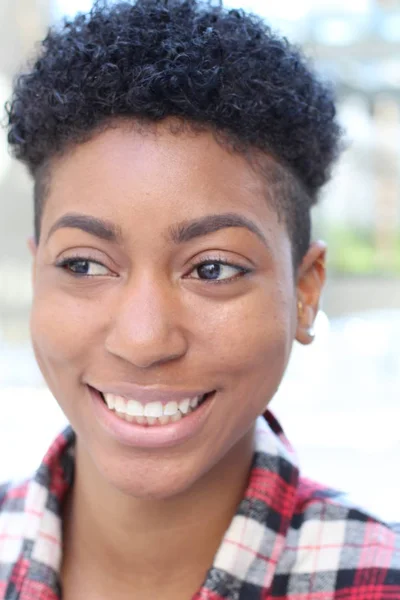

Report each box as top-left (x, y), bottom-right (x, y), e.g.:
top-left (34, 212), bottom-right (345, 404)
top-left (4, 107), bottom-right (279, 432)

top-left (6, 0), bottom-right (342, 266)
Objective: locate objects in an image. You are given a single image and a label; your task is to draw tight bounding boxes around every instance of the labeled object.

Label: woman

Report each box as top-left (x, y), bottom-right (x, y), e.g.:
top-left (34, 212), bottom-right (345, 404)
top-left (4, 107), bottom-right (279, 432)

top-left (1, 1), bottom-right (399, 598)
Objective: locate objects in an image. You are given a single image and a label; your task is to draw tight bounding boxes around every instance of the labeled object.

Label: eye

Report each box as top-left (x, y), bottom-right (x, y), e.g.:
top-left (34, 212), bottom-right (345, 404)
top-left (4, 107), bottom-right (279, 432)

top-left (56, 257), bottom-right (111, 277)
top-left (188, 260), bottom-right (250, 282)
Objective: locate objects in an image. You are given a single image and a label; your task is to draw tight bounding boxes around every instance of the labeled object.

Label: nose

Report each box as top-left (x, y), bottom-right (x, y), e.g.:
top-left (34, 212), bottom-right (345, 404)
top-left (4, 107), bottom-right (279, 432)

top-left (105, 276), bottom-right (188, 369)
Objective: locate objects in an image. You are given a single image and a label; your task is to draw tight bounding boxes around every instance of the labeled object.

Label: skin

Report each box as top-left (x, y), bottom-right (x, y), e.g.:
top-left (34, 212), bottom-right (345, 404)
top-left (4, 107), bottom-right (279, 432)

top-left (29, 120), bottom-right (325, 599)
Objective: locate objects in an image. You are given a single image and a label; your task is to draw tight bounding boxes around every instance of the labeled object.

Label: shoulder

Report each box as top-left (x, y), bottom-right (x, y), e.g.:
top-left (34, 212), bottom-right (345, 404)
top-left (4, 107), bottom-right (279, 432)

top-left (275, 476), bottom-right (400, 597)
top-left (0, 426), bottom-right (75, 519)
top-left (295, 476), bottom-right (400, 558)
top-left (0, 481), bottom-right (9, 505)
top-left (296, 475), bottom-right (399, 526)
top-left (0, 478), bottom-right (29, 515)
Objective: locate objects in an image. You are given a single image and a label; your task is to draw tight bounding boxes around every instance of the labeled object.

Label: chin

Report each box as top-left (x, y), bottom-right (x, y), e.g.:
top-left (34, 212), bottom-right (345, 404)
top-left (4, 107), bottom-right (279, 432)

top-left (97, 451), bottom-right (202, 500)
top-left (110, 470), bottom-right (198, 500)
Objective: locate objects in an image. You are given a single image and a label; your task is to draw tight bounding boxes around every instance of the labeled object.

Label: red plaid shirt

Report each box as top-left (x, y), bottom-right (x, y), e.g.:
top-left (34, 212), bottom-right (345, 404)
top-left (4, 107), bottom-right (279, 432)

top-left (0, 411), bottom-right (399, 599)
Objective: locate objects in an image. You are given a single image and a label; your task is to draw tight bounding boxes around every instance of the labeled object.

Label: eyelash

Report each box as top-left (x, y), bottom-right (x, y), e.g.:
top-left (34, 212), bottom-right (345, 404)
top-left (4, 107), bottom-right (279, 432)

top-left (55, 256), bottom-right (111, 277)
top-left (55, 255), bottom-right (252, 283)
top-left (188, 256), bottom-right (251, 284)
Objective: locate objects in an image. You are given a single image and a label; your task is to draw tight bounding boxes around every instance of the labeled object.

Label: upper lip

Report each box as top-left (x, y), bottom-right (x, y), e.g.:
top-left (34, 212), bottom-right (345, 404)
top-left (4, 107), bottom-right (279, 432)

top-left (90, 383), bottom-right (213, 404)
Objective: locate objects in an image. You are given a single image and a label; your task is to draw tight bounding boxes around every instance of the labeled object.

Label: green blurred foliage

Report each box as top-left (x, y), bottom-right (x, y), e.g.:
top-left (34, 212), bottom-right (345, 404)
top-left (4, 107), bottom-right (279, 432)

top-left (321, 226), bottom-right (400, 275)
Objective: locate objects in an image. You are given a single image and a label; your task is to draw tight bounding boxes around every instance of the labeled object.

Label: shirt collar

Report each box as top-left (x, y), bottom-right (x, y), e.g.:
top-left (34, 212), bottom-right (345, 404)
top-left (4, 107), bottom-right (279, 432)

top-left (206, 411), bottom-right (299, 594)
top-left (3, 411), bottom-right (299, 598)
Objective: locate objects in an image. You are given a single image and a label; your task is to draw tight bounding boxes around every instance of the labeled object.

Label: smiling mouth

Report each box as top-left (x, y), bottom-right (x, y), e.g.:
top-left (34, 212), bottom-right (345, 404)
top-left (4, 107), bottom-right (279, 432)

top-left (98, 390), bottom-right (214, 427)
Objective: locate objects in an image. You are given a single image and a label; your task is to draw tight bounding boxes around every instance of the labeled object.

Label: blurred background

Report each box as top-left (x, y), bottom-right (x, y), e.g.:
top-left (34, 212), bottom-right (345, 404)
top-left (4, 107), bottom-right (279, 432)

top-left (0, 0), bottom-right (399, 521)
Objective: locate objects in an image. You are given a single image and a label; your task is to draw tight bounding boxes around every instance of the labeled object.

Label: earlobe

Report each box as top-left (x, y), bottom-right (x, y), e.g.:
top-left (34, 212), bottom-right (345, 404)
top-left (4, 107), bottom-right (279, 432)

top-left (27, 236), bottom-right (37, 287)
top-left (295, 241), bottom-right (326, 346)
top-left (296, 300), bottom-right (316, 345)
top-left (27, 236), bottom-right (37, 257)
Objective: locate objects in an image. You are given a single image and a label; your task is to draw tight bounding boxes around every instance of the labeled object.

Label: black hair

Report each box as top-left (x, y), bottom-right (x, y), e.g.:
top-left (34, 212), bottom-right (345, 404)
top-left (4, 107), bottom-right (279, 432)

top-left (6, 0), bottom-right (342, 266)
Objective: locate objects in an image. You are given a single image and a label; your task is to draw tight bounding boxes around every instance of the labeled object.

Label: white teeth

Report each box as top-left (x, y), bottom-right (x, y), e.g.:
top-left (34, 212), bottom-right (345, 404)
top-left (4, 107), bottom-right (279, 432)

top-left (105, 394), bottom-right (116, 410)
top-left (159, 415), bottom-right (170, 425)
top-left (127, 399), bottom-right (144, 417)
top-left (144, 401), bottom-right (163, 418)
top-left (171, 412), bottom-right (182, 422)
top-left (179, 398), bottom-right (191, 414)
top-left (190, 396), bottom-right (200, 409)
top-left (115, 397), bottom-right (126, 413)
top-left (163, 401), bottom-right (179, 416)
top-left (102, 392), bottom-right (208, 426)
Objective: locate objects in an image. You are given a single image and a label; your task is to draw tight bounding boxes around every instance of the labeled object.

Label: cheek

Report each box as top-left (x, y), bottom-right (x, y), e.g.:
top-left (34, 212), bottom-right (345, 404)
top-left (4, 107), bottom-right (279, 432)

top-left (199, 284), bottom-right (295, 379)
top-left (30, 286), bottom-right (98, 375)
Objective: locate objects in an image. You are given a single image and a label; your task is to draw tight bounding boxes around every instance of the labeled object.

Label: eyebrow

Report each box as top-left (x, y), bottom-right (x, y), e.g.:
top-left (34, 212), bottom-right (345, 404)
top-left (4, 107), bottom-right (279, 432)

top-left (46, 213), bottom-right (122, 243)
top-left (46, 211), bottom-right (269, 249)
top-left (169, 213), bottom-right (270, 248)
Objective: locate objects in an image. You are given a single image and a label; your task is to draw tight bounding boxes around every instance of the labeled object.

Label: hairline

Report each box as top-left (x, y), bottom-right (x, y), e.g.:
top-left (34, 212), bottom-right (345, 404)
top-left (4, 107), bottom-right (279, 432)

top-left (33, 117), bottom-right (311, 269)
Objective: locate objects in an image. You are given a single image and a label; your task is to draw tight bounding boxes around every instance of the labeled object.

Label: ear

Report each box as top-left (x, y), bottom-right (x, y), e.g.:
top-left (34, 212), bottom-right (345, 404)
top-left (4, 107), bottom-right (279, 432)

top-left (296, 241), bottom-right (326, 345)
top-left (27, 236), bottom-right (37, 287)
top-left (27, 236), bottom-right (37, 257)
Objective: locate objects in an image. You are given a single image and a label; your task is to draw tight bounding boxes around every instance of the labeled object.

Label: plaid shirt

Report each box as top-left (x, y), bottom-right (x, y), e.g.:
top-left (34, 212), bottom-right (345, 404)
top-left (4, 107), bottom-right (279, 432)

top-left (0, 411), bottom-right (399, 599)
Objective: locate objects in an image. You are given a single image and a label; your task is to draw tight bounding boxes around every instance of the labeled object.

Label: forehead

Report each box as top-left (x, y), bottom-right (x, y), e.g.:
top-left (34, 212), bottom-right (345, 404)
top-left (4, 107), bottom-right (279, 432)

top-left (41, 120), bottom-right (284, 240)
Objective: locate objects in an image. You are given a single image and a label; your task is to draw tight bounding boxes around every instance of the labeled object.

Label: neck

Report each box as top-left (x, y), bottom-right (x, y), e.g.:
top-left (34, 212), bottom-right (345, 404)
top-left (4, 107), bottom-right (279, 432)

top-left (61, 428), bottom-right (255, 599)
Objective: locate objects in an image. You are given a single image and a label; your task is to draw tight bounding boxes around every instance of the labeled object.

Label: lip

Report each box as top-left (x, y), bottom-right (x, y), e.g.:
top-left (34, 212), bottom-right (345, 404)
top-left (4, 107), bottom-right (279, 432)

top-left (89, 386), bottom-right (216, 449)
top-left (92, 382), bottom-right (211, 404)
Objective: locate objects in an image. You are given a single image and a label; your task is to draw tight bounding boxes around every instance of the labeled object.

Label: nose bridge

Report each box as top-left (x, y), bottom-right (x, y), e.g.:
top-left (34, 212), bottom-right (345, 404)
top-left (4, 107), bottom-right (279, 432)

top-left (106, 273), bottom-right (187, 368)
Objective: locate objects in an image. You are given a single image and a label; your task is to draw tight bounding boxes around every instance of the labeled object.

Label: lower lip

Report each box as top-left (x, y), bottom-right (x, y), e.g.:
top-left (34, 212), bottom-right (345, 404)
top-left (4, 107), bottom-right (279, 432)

top-left (89, 387), bottom-right (216, 449)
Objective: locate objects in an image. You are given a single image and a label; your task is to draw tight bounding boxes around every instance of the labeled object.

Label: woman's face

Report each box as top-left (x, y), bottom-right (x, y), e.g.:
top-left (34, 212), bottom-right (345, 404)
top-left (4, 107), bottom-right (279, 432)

top-left (31, 121), bottom-right (324, 498)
